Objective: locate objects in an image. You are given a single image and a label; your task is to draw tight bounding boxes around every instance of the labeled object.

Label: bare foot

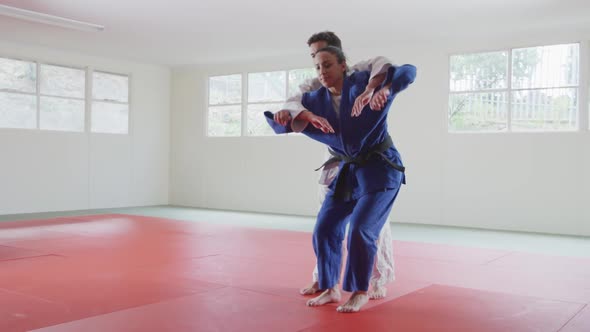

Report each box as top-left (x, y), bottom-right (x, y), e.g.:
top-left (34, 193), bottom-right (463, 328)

top-left (306, 288), bottom-right (341, 307)
top-left (368, 284), bottom-right (387, 300)
top-left (336, 291), bottom-right (369, 313)
top-left (300, 281), bottom-right (321, 295)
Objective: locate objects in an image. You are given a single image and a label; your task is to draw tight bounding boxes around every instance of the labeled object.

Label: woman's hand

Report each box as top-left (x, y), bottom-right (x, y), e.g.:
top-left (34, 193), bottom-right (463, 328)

top-left (300, 111), bottom-right (334, 133)
top-left (273, 110), bottom-right (292, 126)
top-left (370, 84), bottom-right (392, 111)
top-left (351, 88), bottom-right (374, 117)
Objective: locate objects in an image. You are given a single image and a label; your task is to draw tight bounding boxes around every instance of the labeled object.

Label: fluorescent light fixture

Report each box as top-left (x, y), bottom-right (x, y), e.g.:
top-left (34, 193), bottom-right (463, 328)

top-left (0, 4), bottom-right (104, 32)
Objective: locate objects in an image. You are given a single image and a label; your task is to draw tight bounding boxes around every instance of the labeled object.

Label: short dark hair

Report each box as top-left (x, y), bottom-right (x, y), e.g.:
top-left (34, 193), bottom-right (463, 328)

top-left (315, 46), bottom-right (347, 64)
top-left (307, 31), bottom-right (342, 49)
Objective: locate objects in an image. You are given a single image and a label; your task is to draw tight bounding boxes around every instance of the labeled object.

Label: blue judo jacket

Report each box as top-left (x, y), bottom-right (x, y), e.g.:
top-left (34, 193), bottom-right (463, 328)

top-left (265, 64), bottom-right (416, 201)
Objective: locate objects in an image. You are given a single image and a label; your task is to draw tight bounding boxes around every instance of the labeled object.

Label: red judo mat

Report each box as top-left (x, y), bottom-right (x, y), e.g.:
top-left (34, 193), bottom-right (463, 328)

top-left (0, 214), bottom-right (588, 331)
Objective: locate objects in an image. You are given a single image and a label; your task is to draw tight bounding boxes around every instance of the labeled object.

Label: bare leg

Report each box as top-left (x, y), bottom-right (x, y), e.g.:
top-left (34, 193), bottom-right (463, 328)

top-left (306, 287), bottom-right (341, 307)
top-left (336, 291), bottom-right (370, 313)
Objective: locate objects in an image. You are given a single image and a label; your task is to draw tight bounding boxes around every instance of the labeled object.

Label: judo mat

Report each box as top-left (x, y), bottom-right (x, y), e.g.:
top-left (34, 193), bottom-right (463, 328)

top-left (0, 214), bottom-right (588, 331)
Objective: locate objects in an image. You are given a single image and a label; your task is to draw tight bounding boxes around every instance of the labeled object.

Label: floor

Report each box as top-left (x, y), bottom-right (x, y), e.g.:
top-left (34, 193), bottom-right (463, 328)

top-left (0, 206), bottom-right (589, 331)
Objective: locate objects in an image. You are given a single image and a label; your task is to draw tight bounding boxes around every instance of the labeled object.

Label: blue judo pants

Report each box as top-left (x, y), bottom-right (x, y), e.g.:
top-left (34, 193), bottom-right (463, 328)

top-left (313, 187), bottom-right (400, 292)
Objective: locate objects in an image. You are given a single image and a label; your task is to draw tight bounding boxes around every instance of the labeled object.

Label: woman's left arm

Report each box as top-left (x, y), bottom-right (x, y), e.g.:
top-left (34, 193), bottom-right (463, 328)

top-left (351, 72), bottom-right (387, 117)
top-left (370, 64), bottom-right (417, 111)
top-left (350, 56), bottom-right (394, 117)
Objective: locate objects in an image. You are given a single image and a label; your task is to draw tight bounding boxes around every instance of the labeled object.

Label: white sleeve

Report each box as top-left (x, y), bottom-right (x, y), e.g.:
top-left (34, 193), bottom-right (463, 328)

top-left (350, 56), bottom-right (394, 81)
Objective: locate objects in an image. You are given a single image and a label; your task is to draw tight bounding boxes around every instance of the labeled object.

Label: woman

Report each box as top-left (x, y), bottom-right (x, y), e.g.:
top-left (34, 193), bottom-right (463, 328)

top-left (276, 31), bottom-right (396, 300)
top-left (266, 46), bottom-right (416, 313)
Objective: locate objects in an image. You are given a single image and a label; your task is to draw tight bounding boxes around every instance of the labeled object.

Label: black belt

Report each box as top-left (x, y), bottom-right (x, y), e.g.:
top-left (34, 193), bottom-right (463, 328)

top-left (316, 135), bottom-right (405, 201)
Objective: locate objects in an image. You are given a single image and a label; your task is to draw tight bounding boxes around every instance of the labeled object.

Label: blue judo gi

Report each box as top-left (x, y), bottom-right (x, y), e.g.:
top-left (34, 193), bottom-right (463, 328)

top-left (265, 64), bottom-right (416, 291)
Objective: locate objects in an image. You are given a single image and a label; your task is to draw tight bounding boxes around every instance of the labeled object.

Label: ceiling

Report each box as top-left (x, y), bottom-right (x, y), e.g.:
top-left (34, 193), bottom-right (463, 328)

top-left (0, 0), bottom-right (588, 66)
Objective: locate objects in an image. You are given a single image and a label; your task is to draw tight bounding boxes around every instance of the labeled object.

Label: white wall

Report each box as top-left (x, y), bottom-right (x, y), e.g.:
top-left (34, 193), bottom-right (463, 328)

top-left (0, 41), bottom-right (170, 214)
top-left (171, 58), bottom-right (326, 216)
top-left (170, 24), bottom-right (590, 237)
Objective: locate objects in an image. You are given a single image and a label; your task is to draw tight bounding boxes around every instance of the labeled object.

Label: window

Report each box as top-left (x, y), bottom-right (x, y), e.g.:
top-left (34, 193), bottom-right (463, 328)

top-left (208, 74), bottom-right (242, 137)
top-left (449, 43), bottom-right (580, 132)
top-left (247, 71), bottom-right (286, 136)
top-left (0, 58), bottom-right (37, 129)
top-left (1, 56), bottom-right (130, 134)
top-left (92, 72), bottom-right (129, 134)
top-left (208, 67), bottom-right (315, 137)
top-left (39, 64), bottom-right (85, 132)
top-left (288, 68), bottom-right (316, 96)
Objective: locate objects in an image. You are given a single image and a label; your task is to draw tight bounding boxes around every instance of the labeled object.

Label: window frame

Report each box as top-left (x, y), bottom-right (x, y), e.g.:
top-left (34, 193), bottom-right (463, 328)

top-left (90, 70), bottom-right (131, 135)
top-left (448, 41), bottom-right (585, 134)
top-left (206, 67), bottom-right (316, 138)
top-left (38, 61), bottom-right (87, 132)
top-left (0, 56), bottom-right (39, 130)
top-left (0, 54), bottom-right (131, 135)
top-left (206, 73), bottom-right (243, 138)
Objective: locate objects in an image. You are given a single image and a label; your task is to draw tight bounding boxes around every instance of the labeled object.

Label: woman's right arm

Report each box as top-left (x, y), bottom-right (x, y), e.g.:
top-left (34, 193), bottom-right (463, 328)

top-left (296, 110), bottom-right (334, 134)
